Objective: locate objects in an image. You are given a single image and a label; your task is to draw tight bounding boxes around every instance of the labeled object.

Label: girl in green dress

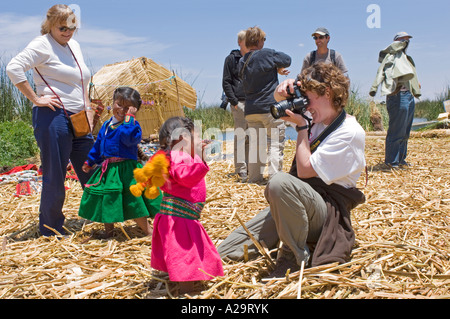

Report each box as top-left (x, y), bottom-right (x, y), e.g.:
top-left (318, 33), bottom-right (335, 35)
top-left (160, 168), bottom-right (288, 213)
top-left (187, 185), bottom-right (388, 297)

top-left (78, 87), bottom-right (162, 238)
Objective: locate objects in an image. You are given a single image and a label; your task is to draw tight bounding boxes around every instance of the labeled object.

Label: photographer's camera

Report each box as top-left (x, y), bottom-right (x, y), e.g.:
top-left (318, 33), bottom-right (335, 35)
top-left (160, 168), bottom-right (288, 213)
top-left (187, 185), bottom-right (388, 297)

top-left (270, 85), bottom-right (309, 119)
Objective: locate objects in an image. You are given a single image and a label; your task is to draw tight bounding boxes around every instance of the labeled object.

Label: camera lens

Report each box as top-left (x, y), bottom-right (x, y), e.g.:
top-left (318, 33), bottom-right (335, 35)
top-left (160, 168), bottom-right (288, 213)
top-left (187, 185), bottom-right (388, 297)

top-left (270, 105), bottom-right (281, 119)
top-left (270, 101), bottom-right (289, 119)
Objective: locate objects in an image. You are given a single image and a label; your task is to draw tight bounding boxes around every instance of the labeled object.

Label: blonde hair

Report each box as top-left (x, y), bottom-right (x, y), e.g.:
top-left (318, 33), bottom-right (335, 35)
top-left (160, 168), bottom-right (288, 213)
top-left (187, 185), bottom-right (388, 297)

top-left (299, 62), bottom-right (349, 111)
top-left (245, 26), bottom-right (266, 48)
top-left (40, 4), bottom-right (77, 35)
top-left (237, 30), bottom-right (246, 42)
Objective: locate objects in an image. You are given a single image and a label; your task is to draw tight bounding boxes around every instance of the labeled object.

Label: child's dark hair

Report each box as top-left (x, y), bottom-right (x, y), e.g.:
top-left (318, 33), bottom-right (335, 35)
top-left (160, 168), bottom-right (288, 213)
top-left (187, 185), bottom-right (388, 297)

top-left (113, 87), bottom-right (142, 110)
top-left (159, 117), bottom-right (195, 151)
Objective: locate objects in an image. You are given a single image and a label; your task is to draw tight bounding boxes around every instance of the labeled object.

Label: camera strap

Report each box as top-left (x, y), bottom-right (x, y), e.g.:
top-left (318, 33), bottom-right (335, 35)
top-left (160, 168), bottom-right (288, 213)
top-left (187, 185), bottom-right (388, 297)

top-left (309, 109), bottom-right (346, 154)
top-left (34, 43), bottom-right (86, 118)
top-left (290, 109), bottom-right (368, 187)
top-left (239, 50), bottom-right (256, 80)
top-left (288, 109), bottom-right (346, 178)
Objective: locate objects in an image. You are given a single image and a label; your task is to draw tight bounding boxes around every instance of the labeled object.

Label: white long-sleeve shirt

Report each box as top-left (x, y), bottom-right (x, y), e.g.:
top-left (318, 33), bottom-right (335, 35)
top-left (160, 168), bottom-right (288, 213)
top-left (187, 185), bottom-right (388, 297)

top-left (7, 33), bottom-right (91, 114)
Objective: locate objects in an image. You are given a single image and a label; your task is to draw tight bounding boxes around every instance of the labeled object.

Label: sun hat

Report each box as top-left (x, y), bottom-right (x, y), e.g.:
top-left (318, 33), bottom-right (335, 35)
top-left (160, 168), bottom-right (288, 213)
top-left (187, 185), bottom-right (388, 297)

top-left (393, 31), bottom-right (412, 41)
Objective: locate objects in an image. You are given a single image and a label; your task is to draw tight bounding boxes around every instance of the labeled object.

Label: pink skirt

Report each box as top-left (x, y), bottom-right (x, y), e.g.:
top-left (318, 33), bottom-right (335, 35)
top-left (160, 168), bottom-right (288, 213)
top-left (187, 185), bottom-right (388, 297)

top-left (151, 214), bottom-right (224, 282)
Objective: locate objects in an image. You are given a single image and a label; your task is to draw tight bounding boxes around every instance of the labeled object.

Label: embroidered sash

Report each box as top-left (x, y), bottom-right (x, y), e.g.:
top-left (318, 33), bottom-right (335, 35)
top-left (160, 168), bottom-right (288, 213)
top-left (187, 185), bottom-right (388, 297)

top-left (159, 194), bottom-right (204, 220)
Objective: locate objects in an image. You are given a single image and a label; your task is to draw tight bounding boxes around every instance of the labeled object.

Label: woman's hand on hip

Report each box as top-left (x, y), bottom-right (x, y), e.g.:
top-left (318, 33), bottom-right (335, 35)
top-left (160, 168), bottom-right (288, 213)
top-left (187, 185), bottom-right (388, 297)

top-left (35, 95), bottom-right (62, 111)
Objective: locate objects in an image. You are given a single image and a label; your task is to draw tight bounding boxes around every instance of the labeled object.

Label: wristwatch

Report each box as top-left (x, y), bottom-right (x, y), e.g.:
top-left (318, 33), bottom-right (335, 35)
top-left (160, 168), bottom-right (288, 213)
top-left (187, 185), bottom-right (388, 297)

top-left (296, 125), bottom-right (308, 132)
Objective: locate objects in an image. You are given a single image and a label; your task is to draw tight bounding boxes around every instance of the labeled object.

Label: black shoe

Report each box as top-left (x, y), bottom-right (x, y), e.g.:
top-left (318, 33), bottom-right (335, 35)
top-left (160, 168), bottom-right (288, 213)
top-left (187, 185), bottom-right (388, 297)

top-left (238, 173), bottom-right (248, 183)
top-left (267, 248), bottom-right (299, 278)
top-left (399, 162), bottom-right (411, 168)
top-left (268, 256), bottom-right (299, 278)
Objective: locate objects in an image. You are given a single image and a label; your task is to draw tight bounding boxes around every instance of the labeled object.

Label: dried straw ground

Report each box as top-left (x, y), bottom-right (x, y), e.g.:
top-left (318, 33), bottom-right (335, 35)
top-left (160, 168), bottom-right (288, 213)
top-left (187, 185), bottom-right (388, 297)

top-left (0, 130), bottom-right (449, 299)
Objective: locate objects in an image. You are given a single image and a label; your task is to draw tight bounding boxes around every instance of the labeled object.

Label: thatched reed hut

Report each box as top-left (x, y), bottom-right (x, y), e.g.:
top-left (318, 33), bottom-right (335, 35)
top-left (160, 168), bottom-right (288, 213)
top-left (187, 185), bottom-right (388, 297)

top-left (89, 57), bottom-right (197, 137)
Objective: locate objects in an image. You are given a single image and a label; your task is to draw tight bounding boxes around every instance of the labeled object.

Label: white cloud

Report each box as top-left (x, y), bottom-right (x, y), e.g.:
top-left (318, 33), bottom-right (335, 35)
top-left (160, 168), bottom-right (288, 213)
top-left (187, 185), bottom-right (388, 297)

top-left (0, 13), bottom-right (171, 71)
top-left (0, 13), bottom-right (42, 57)
top-left (74, 26), bottom-right (171, 71)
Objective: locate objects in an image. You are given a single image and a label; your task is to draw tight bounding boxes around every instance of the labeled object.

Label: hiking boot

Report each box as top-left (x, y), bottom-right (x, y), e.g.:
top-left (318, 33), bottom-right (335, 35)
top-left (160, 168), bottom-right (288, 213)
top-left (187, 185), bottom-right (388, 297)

top-left (399, 162), bottom-right (411, 169)
top-left (238, 173), bottom-right (248, 183)
top-left (267, 247), bottom-right (299, 278)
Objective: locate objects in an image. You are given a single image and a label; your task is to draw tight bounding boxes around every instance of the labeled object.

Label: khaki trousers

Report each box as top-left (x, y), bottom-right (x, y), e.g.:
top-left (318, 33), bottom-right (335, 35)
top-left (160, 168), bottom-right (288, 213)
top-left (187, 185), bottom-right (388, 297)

top-left (245, 113), bottom-right (285, 183)
top-left (218, 172), bottom-right (328, 266)
top-left (265, 172), bottom-right (328, 265)
top-left (230, 101), bottom-right (249, 175)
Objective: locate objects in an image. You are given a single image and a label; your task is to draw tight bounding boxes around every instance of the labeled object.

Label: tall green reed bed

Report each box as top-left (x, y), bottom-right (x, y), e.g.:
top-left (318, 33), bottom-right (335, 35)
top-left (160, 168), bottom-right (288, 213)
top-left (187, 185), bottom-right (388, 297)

top-left (0, 58), bottom-right (37, 169)
top-left (183, 104), bottom-right (234, 134)
top-left (346, 88), bottom-right (389, 131)
top-left (415, 86), bottom-right (449, 120)
top-left (185, 85), bottom-right (448, 135)
top-left (0, 58), bottom-right (33, 123)
top-left (187, 88), bottom-right (391, 133)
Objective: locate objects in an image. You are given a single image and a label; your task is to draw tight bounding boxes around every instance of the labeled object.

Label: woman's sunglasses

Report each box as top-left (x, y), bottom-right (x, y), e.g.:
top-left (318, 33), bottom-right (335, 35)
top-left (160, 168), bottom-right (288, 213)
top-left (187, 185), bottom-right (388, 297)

top-left (59, 26), bottom-right (77, 32)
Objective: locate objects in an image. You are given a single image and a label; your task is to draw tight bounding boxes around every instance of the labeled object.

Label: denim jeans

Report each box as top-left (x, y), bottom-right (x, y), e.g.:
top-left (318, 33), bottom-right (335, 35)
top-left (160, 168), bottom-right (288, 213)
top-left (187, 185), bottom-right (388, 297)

top-left (385, 90), bottom-right (415, 166)
top-left (32, 107), bottom-right (94, 236)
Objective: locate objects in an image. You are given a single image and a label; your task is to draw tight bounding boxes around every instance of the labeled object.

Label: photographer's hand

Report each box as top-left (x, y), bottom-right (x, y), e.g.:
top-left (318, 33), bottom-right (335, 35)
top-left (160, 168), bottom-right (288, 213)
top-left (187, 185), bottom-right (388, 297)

top-left (274, 78), bottom-right (297, 102)
top-left (283, 109), bottom-right (308, 127)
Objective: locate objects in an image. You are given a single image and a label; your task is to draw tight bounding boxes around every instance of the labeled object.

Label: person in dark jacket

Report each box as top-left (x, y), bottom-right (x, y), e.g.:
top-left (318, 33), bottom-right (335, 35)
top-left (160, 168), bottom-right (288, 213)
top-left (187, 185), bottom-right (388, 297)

top-left (222, 30), bottom-right (249, 182)
top-left (238, 26), bottom-right (291, 184)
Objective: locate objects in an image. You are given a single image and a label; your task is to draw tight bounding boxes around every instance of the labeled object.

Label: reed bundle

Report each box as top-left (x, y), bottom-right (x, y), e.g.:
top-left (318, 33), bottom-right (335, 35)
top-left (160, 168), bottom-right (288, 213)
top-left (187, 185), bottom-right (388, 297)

top-left (0, 131), bottom-right (448, 299)
top-left (90, 57), bottom-right (197, 138)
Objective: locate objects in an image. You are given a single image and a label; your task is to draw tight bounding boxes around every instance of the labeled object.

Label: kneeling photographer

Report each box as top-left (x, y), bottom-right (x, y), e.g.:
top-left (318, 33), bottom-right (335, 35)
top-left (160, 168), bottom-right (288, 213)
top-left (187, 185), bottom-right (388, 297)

top-left (218, 62), bottom-right (366, 276)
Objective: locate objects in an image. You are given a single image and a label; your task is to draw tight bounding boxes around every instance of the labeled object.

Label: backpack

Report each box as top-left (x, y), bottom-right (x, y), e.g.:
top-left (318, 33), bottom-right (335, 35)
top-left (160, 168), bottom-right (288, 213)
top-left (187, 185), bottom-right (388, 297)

top-left (310, 49), bottom-right (336, 66)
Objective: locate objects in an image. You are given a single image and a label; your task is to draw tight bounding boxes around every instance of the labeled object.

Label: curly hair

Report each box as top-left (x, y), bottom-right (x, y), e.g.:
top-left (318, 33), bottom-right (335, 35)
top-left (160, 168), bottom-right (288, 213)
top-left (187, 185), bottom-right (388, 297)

top-left (298, 62), bottom-right (349, 111)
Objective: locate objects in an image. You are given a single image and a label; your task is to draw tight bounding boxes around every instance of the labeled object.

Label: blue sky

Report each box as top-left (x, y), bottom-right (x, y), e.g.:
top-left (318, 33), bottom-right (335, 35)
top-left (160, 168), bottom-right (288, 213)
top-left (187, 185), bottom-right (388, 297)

top-left (1, 0), bottom-right (449, 106)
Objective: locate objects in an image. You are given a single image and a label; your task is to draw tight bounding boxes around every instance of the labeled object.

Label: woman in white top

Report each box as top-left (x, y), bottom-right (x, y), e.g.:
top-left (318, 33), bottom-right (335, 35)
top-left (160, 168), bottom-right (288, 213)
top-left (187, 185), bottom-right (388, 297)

top-left (7, 4), bottom-right (94, 237)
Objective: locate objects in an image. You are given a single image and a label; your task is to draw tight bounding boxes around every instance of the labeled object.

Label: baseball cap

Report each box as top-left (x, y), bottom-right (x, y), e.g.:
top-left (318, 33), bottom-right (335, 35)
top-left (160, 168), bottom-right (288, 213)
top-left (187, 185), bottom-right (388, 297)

top-left (312, 27), bottom-right (330, 37)
top-left (393, 31), bottom-right (412, 41)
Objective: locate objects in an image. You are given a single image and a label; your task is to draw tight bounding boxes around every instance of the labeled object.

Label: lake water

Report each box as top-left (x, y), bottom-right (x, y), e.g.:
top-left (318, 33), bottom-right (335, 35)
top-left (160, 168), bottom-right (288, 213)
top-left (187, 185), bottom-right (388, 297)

top-left (220, 125), bottom-right (297, 141)
top-left (220, 118), bottom-right (428, 142)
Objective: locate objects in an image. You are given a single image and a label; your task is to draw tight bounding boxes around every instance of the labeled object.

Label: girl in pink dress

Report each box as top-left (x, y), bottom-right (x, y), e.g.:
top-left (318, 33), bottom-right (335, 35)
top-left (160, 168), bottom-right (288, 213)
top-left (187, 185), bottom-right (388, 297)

top-left (151, 117), bottom-right (224, 294)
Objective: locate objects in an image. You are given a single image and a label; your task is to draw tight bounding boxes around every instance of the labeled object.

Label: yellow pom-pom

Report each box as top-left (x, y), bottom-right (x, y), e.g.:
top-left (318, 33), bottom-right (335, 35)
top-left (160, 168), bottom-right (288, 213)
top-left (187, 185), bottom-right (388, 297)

top-left (141, 162), bottom-right (154, 176)
top-left (129, 183), bottom-right (145, 197)
top-left (152, 153), bottom-right (170, 168)
top-left (151, 176), bottom-right (166, 188)
top-left (144, 185), bottom-right (160, 199)
top-left (133, 167), bottom-right (148, 183)
top-left (132, 151), bottom-right (169, 200)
